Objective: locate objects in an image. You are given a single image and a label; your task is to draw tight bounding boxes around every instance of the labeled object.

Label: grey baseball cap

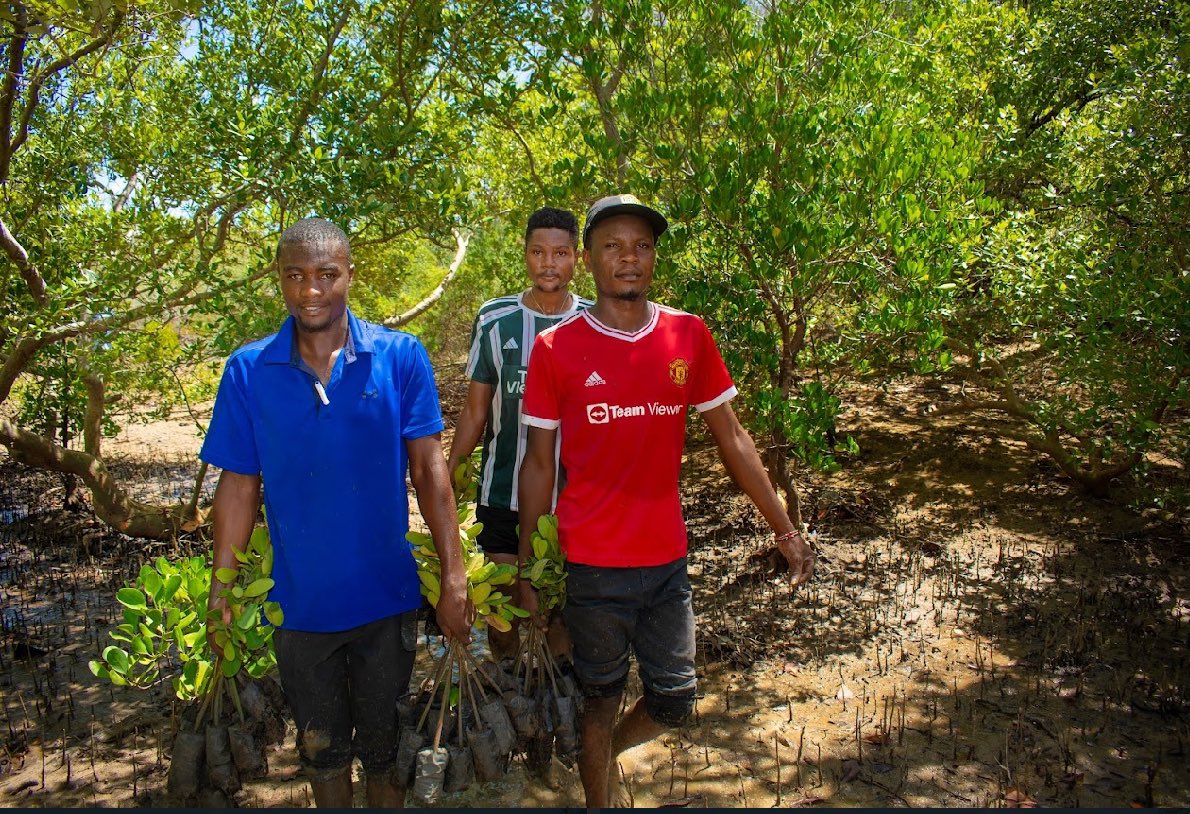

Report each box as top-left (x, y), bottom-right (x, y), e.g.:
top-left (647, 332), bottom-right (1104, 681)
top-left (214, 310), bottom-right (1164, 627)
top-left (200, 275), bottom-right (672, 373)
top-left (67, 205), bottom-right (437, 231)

top-left (582, 194), bottom-right (669, 246)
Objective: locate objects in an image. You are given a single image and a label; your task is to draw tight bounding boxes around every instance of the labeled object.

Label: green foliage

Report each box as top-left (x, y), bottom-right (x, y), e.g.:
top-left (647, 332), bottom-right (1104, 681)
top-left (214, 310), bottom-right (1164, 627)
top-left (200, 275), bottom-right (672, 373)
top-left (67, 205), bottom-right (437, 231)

top-left (88, 525), bottom-right (281, 700)
top-left (88, 554), bottom-right (210, 695)
top-left (931, 0), bottom-right (1190, 489)
top-left (407, 503), bottom-right (527, 633)
top-left (451, 451), bottom-right (481, 505)
top-left (210, 525), bottom-right (283, 680)
top-left (506, 0), bottom-right (1184, 495)
top-left (1, 0), bottom-right (542, 532)
top-left (526, 0), bottom-right (984, 490)
top-left (4, 0), bottom-right (1183, 512)
top-left (522, 514), bottom-right (566, 613)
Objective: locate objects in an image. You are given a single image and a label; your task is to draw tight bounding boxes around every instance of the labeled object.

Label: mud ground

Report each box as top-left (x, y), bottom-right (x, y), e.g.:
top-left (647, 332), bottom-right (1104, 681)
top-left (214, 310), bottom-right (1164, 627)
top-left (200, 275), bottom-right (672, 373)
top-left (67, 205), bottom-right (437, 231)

top-left (1, 371), bottom-right (1187, 808)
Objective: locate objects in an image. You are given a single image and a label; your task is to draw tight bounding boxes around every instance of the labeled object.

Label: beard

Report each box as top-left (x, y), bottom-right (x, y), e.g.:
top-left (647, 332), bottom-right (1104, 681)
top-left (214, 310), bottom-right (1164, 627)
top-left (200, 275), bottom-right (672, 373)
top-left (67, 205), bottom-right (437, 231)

top-left (611, 290), bottom-right (644, 302)
top-left (293, 308), bottom-right (342, 333)
top-left (297, 317), bottom-right (336, 332)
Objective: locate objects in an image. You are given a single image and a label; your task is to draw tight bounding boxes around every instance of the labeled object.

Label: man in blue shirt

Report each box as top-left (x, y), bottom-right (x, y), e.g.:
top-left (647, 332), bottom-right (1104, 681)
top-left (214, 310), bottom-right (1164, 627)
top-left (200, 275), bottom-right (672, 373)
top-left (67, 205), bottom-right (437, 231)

top-left (201, 218), bottom-right (470, 807)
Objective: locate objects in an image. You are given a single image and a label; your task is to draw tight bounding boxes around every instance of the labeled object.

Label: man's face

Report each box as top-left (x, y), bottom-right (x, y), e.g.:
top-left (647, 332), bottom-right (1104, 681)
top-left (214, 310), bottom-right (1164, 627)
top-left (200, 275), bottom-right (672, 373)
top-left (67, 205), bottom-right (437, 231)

top-left (278, 240), bottom-right (354, 333)
top-left (524, 227), bottom-right (577, 294)
top-left (582, 214), bottom-right (656, 302)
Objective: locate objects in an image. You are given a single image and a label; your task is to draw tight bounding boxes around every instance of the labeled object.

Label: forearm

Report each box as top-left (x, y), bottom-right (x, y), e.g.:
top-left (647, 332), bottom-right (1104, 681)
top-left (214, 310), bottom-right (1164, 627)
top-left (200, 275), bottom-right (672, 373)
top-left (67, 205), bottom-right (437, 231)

top-left (706, 404), bottom-right (814, 585)
top-left (409, 436), bottom-right (465, 586)
top-left (704, 404), bottom-right (796, 535)
top-left (517, 460), bottom-right (555, 567)
top-left (209, 470), bottom-right (261, 607)
top-left (446, 381), bottom-right (492, 474)
top-left (721, 432), bottom-right (796, 534)
top-left (517, 427), bottom-right (558, 569)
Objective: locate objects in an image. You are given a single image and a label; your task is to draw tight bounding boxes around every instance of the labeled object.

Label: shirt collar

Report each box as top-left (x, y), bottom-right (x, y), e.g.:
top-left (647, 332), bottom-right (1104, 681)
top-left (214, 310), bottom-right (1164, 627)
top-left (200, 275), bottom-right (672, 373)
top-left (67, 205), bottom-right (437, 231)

top-left (261, 308), bottom-right (370, 365)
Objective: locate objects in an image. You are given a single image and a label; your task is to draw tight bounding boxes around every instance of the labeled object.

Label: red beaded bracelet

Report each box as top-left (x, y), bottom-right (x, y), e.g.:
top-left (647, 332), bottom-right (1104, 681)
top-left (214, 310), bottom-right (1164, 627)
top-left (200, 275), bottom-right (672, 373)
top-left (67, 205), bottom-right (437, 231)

top-left (774, 530), bottom-right (803, 543)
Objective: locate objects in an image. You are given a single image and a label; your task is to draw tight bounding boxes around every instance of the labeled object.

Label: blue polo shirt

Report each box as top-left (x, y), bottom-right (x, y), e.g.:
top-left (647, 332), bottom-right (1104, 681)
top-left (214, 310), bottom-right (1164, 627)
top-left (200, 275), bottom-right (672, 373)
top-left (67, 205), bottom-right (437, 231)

top-left (200, 310), bottom-right (444, 633)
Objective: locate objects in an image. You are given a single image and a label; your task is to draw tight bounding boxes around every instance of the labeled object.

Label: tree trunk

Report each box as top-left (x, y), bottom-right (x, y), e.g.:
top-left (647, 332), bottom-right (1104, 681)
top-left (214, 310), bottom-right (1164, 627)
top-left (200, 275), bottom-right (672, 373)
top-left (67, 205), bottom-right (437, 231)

top-left (0, 417), bottom-right (205, 539)
top-left (59, 404), bottom-right (81, 509)
top-left (767, 431), bottom-right (803, 529)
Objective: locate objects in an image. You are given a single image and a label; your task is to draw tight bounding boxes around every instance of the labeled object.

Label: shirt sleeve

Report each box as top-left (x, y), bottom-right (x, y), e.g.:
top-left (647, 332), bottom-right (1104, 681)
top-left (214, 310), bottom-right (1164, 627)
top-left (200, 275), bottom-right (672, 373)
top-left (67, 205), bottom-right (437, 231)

top-left (521, 334), bottom-right (560, 429)
top-left (464, 313), bottom-right (497, 385)
top-left (199, 354), bottom-right (262, 475)
top-left (399, 336), bottom-right (447, 440)
top-left (690, 318), bottom-right (738, 413)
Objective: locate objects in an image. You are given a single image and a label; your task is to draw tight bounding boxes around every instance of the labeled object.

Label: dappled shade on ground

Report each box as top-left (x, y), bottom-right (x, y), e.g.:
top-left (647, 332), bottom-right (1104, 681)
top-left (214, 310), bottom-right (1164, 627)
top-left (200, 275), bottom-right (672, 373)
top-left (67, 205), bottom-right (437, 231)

top-left (0, 374), bottom-right (1186, 807)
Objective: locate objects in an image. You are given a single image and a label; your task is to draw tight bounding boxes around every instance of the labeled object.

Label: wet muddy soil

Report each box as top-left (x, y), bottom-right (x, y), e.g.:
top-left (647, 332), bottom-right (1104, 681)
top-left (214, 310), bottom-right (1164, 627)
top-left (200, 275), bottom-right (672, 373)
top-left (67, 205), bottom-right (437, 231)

top-left (1, 373), bottom-right (1187, 808)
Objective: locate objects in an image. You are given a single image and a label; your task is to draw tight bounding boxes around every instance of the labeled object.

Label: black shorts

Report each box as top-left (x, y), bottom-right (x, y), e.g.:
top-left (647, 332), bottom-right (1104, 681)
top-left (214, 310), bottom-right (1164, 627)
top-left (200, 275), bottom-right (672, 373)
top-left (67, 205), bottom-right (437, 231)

top-left (274, 611), bottom-right (418, 781)
top-left (563, 557), bottom-right (696, 704)
top-left (475, 504), bottom-right (519, 557)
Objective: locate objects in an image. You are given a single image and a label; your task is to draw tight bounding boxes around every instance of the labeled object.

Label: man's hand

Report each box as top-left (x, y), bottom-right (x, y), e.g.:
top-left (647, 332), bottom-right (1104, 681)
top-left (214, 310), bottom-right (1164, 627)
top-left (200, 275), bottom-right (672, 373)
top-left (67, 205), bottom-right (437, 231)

top-left (516, 578), bottom-right (548, 630)
top-left (435, 574), bottom-right (474, 643)
top-left (778, 531), bottom-right (815, 587)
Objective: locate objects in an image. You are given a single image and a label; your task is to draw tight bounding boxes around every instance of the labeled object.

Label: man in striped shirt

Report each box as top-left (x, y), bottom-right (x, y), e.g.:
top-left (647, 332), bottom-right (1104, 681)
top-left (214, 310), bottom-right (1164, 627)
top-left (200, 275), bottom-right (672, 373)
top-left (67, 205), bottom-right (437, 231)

top-left (447, 206), bottom-right (592, 660)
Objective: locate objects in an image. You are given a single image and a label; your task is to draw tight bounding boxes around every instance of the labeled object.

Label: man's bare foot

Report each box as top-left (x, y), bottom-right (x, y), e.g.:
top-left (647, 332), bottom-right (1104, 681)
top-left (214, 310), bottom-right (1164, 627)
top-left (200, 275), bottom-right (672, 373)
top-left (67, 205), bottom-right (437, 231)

top-left (605, 760), bottom-right (633, 808)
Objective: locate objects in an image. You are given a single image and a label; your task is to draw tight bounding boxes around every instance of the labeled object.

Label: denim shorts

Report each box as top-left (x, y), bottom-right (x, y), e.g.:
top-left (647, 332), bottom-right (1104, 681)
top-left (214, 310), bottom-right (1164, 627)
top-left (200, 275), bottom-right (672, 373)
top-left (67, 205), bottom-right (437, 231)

top-left (274, 611), bottom-right (418, 781)
top-left (562, 557), bottom-right (696, 701)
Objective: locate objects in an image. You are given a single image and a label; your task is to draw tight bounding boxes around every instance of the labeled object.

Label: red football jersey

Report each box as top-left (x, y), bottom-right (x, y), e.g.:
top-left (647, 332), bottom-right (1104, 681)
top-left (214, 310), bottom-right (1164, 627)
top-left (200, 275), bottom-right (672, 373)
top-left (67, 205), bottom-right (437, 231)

top-left (521, 303), bottom-right (737, 567)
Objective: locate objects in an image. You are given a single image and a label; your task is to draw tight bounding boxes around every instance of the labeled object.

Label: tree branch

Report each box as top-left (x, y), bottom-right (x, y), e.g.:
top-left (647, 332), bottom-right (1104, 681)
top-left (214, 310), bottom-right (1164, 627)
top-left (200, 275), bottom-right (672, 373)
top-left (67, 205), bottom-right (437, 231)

top-left (579, 5), bottom-right (630, 189)
top-left (590, 75), bottom-right (628, 186)
top-left (944, 337), bottom-right (1037, 422)
top-left (285, 5), bottom-right (352, 152)
top-left (1022, 86), bottom-right (1105, 140)
top-left (7, 11), bottom-right (125, 170)
top-left (77, 371), bottom-right (103, 458)
top-left (112, 169), bottom-right (138, 213)
top-left (0, 3), bottom-right (29, 184)
top-left (497, 112), bottom-right (546, 195)
top-left (0, 262), bottom-right (276, 404)
top-left (384, 228), bottom-right (469, 328)
top-left (0, 215), bottom-right (48, 306)
top-left (0, 335), bottom-right (40, 404)
top-left (0, 416), bottom-right (204, 538)
top-left (604, 36), bottom-right (628, 99)
top-left (185, 460), bottom-right (209, 521)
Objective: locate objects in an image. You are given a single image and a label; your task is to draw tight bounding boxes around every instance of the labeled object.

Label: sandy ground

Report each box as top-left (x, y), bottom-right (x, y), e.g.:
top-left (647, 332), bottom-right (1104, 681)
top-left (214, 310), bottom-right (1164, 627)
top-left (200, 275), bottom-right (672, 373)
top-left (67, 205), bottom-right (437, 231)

top-left (1, 372), bottom-right (1187, 808)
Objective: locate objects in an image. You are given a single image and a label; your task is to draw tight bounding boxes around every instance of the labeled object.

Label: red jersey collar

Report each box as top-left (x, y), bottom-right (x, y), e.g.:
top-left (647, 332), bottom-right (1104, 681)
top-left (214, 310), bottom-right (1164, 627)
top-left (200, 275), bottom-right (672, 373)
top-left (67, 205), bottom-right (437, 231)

top-left (581, 301), bottom-right (659, 342)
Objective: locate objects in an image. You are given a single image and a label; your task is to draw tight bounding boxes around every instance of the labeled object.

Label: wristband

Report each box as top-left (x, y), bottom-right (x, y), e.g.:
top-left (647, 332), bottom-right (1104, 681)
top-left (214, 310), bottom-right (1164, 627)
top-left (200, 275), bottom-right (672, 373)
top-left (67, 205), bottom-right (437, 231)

top-left (774, 530), bottom-right (803, 544)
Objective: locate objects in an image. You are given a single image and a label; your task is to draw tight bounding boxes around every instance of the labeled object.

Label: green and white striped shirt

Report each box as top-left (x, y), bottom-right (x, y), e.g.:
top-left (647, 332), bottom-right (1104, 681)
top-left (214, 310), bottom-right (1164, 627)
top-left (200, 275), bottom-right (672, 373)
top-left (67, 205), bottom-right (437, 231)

top-left (465, 292), bottom-right (592, 510)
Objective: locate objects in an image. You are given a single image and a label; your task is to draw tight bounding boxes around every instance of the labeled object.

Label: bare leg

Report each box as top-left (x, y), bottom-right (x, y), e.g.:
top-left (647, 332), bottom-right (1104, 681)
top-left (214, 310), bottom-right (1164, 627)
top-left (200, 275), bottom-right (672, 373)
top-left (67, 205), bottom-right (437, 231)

top-left (578, 693), bottom-right (621, 808)
top-left (365, 770), bottom-right (406, 808)
top-left (611, 696), bottom-right (667, 757)
top-left (579, 694), bottom-right (668, 808)
top-left (310, 768), bottom-right (352, 808)
top-left (487, 552), bottom-right (521, 661)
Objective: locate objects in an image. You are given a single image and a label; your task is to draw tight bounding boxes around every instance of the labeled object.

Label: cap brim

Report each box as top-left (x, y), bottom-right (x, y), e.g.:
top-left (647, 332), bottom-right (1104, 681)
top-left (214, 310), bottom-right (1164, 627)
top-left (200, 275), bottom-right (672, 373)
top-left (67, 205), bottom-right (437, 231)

top-left (583, 204), bottom-right (669, 244)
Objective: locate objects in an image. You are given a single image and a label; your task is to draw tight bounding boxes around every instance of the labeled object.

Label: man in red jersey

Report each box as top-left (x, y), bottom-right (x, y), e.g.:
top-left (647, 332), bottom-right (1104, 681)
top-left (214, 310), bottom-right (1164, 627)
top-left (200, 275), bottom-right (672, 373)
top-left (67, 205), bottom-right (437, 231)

top-left (517, 194), bottom-right (815, 807)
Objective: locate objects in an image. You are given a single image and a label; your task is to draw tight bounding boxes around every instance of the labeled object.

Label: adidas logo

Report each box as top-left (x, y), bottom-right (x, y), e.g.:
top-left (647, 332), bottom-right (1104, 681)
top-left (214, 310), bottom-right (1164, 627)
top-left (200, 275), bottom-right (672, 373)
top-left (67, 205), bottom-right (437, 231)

top-left (503, 338), bottom-right (519, 350)
top-left (585, 371), bottom-right (606, 387)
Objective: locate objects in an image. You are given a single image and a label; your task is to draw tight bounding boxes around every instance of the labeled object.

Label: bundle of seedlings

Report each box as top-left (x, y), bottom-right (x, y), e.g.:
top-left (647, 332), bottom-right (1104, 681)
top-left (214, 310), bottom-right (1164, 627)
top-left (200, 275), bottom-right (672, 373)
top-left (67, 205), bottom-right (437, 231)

top-left (510, 514), bottom-right (582, 772)
top-left (451, 454), bottom-right (479, 505)
top-left (404, 508), bottom-right (525, 802)
top-left (90, 525), bottom-right (287, 805)
top-left (396, 638), bottom-right (523, 803)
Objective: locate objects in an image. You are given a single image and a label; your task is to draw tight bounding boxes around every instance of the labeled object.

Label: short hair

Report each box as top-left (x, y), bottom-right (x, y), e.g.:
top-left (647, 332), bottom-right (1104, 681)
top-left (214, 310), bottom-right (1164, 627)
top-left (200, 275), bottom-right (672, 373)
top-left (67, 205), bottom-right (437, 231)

top-left (276, 217), bottom-right (352, 261)
top-left (524, 207), bottom-right (579, 247)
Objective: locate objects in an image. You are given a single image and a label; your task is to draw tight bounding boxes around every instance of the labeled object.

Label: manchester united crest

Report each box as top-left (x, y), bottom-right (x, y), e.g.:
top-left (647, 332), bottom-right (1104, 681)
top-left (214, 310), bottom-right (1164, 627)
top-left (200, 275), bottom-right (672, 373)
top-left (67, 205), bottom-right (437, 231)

top-left (668, 358), bottom-right (690, 386)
